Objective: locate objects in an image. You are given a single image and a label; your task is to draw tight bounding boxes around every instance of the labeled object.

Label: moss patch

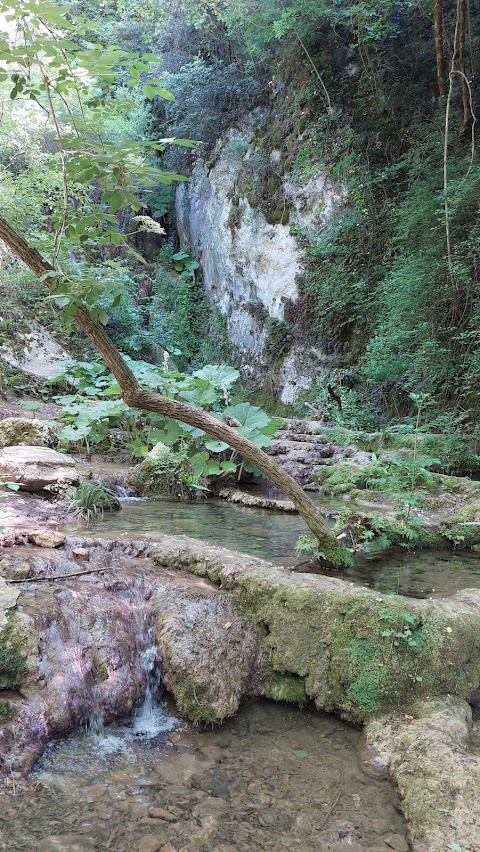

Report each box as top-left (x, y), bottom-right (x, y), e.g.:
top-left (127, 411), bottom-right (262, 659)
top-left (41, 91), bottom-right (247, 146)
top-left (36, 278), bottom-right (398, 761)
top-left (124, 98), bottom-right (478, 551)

top-left (148, 536), bottom-right (480, 722)
top-left (128, 447), bottom-right (199, 499)
top-left (0, 615), bottom-right (29, 690)
top-left (0, 698), bottom-right (17, 720)
top-left (263, 670), bottom-right (307, 705)
top-left (168, 678), bottom-right (219, 726)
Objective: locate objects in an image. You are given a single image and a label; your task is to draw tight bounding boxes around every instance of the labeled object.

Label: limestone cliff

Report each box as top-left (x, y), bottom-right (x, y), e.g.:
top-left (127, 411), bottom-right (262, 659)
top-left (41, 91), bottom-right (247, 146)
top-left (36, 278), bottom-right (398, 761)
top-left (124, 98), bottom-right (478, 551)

top-left (176, 112), bottom-right (346, 403)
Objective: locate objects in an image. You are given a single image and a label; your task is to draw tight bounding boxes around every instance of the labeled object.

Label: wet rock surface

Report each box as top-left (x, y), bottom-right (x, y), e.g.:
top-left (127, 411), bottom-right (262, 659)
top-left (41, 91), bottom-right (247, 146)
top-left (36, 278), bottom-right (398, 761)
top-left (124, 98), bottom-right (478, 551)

top-left (2, 534), bottom-right (480, 849)
top-left (0, 490), bottom-right (71, 546)
top-left (0, 701), bottom-right (406, 852)
top-left (0, 539), bottom-right (270, 778)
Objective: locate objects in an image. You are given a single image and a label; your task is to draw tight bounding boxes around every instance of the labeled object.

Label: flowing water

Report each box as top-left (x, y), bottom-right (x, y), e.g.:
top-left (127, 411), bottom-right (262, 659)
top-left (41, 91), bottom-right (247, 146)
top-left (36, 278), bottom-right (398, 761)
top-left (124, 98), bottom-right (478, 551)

top-left (1, 698), bottom-right (406, 852)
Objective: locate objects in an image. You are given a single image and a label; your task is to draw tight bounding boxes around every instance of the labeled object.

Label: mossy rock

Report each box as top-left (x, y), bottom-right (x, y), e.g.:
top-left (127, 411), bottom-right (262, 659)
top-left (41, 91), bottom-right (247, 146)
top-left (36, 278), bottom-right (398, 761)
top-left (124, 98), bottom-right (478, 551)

top-left (148, 536), bottom-right (480, 723)
top-left (128, 447), bottom-right (197, 499)
top-left (0, 698), bottom-right (17, 720)
top-left (0, 615), bottom-right (29, 690)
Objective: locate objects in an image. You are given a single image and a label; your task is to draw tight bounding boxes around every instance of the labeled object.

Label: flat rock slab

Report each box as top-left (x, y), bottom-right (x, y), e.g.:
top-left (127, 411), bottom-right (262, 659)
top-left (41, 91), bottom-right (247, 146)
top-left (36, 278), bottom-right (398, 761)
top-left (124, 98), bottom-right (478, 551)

top-left (0, 445), bottom-right (78, 492)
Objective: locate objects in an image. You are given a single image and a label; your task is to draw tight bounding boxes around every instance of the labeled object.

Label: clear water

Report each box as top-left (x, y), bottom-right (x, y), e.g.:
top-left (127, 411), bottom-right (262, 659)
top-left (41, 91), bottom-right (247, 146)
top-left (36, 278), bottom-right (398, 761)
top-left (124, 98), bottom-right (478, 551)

top-left (78, 497), bottom-right (310, 561)
top-left (77, 498), bottom-right (480, 598)
top-left (304, 547), bottom-right (480, 598)
top-left (1, 700), bottom-right (406, 852)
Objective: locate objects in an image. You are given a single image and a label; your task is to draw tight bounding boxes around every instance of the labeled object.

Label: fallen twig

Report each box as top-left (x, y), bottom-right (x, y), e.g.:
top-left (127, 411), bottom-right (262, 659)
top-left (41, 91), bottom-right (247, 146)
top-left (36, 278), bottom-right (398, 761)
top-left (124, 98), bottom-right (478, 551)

top-left (6, 567), bottom-right (111, 584)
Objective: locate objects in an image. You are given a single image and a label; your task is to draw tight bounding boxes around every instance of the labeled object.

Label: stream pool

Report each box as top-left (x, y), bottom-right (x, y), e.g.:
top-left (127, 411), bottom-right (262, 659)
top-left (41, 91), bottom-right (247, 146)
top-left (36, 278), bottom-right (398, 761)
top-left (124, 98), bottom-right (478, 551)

top-left (1, 699), bottom-right (406, 852)
top-left (73, 497), bottom-right (310, 562)
top-left (79, 498), bottom-right (480, 599)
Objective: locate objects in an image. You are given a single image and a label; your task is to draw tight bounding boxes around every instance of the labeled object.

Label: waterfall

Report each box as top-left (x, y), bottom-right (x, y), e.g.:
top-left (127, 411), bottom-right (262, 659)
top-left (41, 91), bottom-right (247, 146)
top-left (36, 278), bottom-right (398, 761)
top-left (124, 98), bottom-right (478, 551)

top-left (128, 639), bottom-right (178, 740)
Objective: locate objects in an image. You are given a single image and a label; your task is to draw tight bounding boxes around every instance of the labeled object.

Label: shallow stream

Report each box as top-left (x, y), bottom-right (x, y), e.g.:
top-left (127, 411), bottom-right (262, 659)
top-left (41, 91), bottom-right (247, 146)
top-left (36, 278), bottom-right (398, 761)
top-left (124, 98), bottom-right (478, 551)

top-left (80, 498), bottom-right (480, 599)
top-left (1, 699), bottom-right (406, 852)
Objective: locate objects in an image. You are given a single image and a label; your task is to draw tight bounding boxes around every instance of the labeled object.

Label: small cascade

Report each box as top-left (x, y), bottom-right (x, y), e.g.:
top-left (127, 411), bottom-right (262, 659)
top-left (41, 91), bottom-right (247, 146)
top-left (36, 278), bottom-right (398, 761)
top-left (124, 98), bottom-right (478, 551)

top-left (128, 639), bottom-right (178, 740)
top-left (115, 483), bottom-right (149, 502)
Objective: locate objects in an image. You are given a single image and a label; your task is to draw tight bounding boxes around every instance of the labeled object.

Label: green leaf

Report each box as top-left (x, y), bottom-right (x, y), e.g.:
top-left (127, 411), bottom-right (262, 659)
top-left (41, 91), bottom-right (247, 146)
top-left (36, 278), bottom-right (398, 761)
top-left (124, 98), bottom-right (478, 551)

top-left (224, 403), bottom-right (271, 431)
top-left (204, 439), bottom-right (229, 453)
top-left (19, 400), bottom-right (44, 412)
top-left (193, 364), bottom-right (240, 388)
top-left (293, 750), bottom-right (309, 759)
top-left (143, 83), bottom-right (175, 101)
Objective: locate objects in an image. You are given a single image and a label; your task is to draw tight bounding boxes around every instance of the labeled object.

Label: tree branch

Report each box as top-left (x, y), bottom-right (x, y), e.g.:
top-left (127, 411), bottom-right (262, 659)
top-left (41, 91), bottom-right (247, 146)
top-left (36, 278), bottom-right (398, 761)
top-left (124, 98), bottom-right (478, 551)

top-left (0, 214), bottom-right (349, 566)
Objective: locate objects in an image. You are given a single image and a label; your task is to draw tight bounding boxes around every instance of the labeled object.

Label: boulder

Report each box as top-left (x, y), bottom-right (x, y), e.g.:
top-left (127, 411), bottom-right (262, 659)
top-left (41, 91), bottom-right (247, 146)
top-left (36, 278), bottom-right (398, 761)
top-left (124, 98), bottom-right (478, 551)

top-left (0, 417), bottom-right (58, 449)
top-left (28, 529), bottom-right (66, 548)
top-left (153, 584), bottom-right (264, 723)
top-left (0, 446), bottom-right (78, 492)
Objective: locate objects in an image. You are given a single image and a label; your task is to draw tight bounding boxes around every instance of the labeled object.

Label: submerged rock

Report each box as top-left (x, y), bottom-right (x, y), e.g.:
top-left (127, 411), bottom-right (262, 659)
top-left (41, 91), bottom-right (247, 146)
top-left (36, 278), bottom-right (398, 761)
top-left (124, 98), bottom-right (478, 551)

top-left (0, 445), bottom-right (78, 492)
top-left (0, 417), bottom-right (58, 449)
top-left (364, 697), bottom-right (480, 852)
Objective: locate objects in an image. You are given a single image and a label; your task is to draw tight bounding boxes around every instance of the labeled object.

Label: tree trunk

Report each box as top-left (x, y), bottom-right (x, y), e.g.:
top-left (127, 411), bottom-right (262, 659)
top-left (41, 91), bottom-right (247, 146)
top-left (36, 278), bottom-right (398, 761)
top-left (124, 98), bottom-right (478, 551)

top-left (434, 0), bottom-right (447, 102)
top-left (0, 214), bottom-right (349, 567)
top-left (457, 0), bottom-right (471, 130)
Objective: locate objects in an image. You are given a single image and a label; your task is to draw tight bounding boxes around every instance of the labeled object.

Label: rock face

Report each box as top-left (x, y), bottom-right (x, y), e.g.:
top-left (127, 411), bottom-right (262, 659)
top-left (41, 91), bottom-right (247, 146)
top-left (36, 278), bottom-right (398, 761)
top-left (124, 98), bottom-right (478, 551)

top-left (0, 417), bottom-right (58, 449)
top-left (0, 319), bottom-right (70, 379)
top-left (0, 445), bottom-right (78, 491)
top-left (364, 697), bottom-right (480, 852)
top-left (176, 114), bottom-right (345, 400)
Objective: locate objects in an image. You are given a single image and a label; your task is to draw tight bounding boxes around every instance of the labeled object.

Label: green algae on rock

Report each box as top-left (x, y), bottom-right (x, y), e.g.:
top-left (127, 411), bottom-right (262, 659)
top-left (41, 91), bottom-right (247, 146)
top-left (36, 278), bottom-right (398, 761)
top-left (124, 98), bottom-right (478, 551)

top-left (147, 535), bottom-right (480, 723)
top-left (0, 614), bottom-right (29, 690)
top-left (364, 697), bottom-right (480, 852)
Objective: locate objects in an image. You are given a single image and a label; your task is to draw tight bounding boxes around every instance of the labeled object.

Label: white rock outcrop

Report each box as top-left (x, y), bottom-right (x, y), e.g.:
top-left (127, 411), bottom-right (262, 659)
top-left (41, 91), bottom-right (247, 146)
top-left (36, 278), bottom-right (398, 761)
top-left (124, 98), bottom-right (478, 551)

top-left (176, 115), bottom-right (345, 400)
top-left (0, 319), bottom-right (70, 378)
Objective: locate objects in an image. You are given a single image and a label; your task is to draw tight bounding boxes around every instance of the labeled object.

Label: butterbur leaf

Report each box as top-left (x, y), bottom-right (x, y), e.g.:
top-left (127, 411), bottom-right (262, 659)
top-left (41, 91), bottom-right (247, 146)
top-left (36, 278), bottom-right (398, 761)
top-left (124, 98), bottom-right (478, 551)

top-left (193, 365), bottom-right (240, 388)
top-left (204, 439), bottom-right (229, 453)
top-left (225, 403), bottom-right (271, 431)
